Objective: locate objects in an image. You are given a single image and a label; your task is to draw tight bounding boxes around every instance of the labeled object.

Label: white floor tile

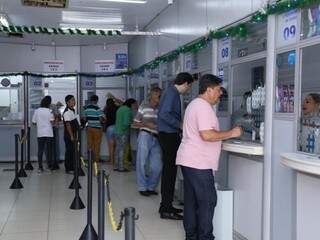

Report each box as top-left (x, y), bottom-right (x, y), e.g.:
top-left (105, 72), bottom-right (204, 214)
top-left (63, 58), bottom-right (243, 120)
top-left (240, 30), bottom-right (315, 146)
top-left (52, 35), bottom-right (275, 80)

top-left (0, 163), bottom-right (185, 240)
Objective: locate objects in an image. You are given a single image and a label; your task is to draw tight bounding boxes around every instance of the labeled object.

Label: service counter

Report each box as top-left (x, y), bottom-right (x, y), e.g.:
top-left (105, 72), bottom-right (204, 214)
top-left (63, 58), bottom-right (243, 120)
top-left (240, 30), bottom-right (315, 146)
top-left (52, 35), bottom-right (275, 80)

top-left (281, 152), bottom-right (320, 240)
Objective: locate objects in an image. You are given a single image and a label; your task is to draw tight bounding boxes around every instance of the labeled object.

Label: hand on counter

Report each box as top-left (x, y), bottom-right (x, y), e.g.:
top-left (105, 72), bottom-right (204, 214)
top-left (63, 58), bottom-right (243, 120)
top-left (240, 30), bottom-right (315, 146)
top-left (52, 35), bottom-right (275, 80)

top-left (231, 126), bottom-right (243, 138)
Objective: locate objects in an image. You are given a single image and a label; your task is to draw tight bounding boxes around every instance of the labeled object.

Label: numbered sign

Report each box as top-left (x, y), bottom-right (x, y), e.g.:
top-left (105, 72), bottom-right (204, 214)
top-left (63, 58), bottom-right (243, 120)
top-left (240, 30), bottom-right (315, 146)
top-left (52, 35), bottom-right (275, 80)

top-left (43, 60), bottom-right (64, 72)
top-left (218, 37), bottom-right (231, 63)
top-left (277, 9), bottom-right (299, 47)
top-left (81, 78), bottom-right (95, 89)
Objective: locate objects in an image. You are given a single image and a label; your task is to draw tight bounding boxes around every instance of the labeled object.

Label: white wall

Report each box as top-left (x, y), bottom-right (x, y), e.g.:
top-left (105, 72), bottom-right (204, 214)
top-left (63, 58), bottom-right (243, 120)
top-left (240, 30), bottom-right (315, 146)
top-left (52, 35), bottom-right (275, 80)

top-left (0, 43), bottom-right (128, 72)
top-left (129, 0), bottom-right (265, 69)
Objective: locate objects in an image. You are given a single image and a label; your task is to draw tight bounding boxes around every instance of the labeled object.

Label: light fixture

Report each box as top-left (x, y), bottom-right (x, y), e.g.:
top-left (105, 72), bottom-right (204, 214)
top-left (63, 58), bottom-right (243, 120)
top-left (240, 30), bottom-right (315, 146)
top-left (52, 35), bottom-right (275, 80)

top-left (0, 14), bottom-right (10, 27)
top-left (96, 0), bottom-right (146, 4)
top-left (60, 23), bottom-right (124, 31)
top-left (121, 31), bottom-right (162, 36)
top-left (62, 11), bottom-right (122, 24)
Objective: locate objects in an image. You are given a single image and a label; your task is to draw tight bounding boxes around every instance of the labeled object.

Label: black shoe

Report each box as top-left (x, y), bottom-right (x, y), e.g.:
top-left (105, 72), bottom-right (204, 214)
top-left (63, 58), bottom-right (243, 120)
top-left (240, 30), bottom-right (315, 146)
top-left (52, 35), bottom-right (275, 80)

top-left (170, 206), bottom-right (183, 214)
top-left (160, 212), bottom-right (183, 220)
top-left (118, 169), bottom-right (130, 172)
top-left (139, 191), bottom-right (150, 197)
top-left (147, 190), bottom-right (158, 195)
top-left (51, 165), bottom-right (60, 170)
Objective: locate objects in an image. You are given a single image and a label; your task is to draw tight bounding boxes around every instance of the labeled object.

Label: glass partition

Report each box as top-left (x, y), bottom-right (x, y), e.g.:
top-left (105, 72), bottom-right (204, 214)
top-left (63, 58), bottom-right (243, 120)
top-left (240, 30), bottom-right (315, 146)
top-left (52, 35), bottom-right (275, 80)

top-left (298, 44), bottom-right (320, 154)
top-left (232, 22), bottom-right (267, 59)
top-left (301, 4), bottom-right (320, 40)
top-left (275, 51), bottom-right (296, 113)
top-left (231, 58), bottom-right (266, 142)
top-left (217, 64), bottom-right (229, 113)
top-left (0, 75), bottom-right (24, 123)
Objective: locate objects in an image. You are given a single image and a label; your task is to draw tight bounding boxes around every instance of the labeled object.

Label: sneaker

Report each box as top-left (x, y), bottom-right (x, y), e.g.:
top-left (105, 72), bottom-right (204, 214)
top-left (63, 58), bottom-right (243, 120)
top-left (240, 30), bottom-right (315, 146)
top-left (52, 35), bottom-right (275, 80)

top-left (147, 190), bottom-right (158, 195)
top-left (38, 168), bottom-right (44, 174)
top-left (139, 191), bottom-right (150, 197)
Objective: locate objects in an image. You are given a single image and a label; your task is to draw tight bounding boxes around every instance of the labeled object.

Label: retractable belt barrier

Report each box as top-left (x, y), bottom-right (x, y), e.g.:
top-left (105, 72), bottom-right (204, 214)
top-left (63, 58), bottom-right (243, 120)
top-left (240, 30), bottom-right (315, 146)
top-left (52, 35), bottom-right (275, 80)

top-left (79, 153), bottom-right (138, 240)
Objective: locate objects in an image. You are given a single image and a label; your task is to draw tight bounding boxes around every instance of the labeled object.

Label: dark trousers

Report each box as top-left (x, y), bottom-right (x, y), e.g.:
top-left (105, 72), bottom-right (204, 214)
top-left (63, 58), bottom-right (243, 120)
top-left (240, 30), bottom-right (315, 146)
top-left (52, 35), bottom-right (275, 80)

top-left (181, 166), bottom-right (217, 240)
top-left (64, 136), bottom-right (75, 172)
top-left (158, 132), bottom-right (181, 212)
top-left (37, 137), bottom-right (53, 169)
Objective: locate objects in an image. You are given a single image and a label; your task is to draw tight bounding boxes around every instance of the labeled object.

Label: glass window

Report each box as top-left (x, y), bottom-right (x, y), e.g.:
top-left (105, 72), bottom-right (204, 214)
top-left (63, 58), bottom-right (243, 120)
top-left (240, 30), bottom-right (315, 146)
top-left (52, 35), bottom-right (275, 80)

top-left (298, 44), bottom-right (320, 155)
top-left (0, 75), bottom-right (24, 122)
top-left (301, 4), bottom-right (320, 40)
top-left (275, 51), bottom-right (296, 113)
top-left (232, 22), bottom-right (267, 59)
top-left (217, 64), bottom-right (229, 112)
top-left (231, 58), bottom-right (266, 142)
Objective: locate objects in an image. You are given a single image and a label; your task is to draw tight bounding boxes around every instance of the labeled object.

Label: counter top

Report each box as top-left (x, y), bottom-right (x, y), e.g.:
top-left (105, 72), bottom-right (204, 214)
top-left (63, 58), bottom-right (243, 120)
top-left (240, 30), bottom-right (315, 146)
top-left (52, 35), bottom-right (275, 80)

top-left (281, 152), bottom-right (320, 176)
top-left (222, 140), bottom-right (264, 156)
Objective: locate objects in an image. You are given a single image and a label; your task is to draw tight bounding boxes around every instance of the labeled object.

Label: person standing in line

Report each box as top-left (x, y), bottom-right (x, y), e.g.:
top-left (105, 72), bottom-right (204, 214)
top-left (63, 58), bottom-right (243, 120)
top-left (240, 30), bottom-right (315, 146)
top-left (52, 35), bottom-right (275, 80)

top-left (114, 98), bottom-right (138, 172)
top-left (157, 72), bottom-right (193, 220)
top-left (82, 95), bottom-right (105, 163)
top-left (63, 95), bottom-right (80, 174)
top-left (32, 96), bottom-right (54, 173)
top-left (103, 98), bottom-right (119, 164)
top-left (132, 87), bottom-right (162, 197)
top-left (176, 74), bottom-right (242, 240)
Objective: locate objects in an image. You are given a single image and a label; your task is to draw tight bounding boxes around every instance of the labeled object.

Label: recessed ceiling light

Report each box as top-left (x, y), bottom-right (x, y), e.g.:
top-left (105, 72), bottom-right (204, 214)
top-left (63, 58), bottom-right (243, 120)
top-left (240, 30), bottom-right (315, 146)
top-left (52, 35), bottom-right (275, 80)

top-left (62, 11), bottom-right (122, 24)
top-left (60, 23), bottom-right (124, 31)
top-left (97, 0), bottom-right (147, 4)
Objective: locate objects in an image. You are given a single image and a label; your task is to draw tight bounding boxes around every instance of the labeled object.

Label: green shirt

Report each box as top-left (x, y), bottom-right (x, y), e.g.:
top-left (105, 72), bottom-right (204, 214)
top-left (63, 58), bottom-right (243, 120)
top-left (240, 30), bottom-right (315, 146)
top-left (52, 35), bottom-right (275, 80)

top-left (115, 106), bottom-right (133, 135)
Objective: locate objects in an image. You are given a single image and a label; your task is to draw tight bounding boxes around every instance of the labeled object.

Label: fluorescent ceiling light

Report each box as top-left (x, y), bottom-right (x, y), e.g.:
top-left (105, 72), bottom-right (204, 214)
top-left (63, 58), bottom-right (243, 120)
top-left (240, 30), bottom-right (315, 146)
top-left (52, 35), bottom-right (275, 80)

top-left (121, 31), bottom-right (161, 36)
top-left (96, 0), bottom-right (146, 3)
top-left (0, 14), bottom-right (10, 28)
top-left (62, 11), bottom-right (122, 24)
top-left (60, 23), bottom-right (124, 31)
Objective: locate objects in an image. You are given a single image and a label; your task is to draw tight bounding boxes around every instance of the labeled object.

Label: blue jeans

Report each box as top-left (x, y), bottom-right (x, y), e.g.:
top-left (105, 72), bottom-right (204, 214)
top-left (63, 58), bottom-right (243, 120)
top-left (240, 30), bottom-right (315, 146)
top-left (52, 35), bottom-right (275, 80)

top-left (181, 166), bottom-right (217, 240)
top-left (106, 125), bottom-right (115, 141)
top-left (136, 131), bottom-right (162, 191)
top-left (115, 133), bottom-right (129, 170)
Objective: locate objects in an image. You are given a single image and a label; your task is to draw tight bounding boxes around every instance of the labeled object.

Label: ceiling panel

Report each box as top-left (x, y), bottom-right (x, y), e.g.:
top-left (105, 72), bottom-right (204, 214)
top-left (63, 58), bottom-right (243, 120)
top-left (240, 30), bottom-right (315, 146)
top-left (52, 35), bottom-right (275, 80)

top-left (0, 0), bottom-right (167, 45)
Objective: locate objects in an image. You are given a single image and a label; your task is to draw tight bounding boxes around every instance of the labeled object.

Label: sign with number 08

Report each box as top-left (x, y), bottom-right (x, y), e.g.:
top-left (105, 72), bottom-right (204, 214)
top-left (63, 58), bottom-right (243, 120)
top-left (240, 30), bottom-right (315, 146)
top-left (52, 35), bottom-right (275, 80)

top-left (218, 37), bottom-right (231, 63)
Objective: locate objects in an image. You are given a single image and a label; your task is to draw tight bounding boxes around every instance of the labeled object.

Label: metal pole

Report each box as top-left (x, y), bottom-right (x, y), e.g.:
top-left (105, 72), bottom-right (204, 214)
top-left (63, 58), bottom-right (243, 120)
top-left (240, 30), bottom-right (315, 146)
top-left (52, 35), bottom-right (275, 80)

top-left (18, 129), bottom-right (27, 177)
top-left (25, 126), bottom-right (34, 170)
top-left (10, 134), bottom-right (23, 189)
top-left (70, 139), bottom-right (85, 210)
top-left (79, 150), bottom-right (98, 240)
top-left (125, 207), bottom-right (136, 240)
top-left (98, 170), bottom-right (105, 240)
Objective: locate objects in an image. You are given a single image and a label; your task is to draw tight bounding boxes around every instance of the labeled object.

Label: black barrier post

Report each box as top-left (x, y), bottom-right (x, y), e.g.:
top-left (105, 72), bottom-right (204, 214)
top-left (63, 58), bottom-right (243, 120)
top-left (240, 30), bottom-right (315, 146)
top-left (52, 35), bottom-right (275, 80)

top-left (125, 207), bottom-right (137, 240)
top-left (79, 150), bottom-right (98, 240)
top-left (98, 170), bottom-right (105, 240)
top-left (24, 127), bottom-right (33, 170)
top-left (69, 132), bottom-right (82, 189)
top-left (70, 140), bottom-right (85, 210)
top-left (78, 130), bottom-right (85, 177)
top-left (10, 134), bottom-right (23, 189)
top-left (18, 129), bottom-right (27, 178)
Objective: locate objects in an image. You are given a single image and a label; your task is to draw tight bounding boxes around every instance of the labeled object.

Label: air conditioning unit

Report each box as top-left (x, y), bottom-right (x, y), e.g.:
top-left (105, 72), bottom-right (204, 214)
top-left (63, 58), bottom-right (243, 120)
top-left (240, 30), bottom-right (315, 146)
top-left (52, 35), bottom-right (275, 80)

top-left (21, 0), bottom-right (68, 8)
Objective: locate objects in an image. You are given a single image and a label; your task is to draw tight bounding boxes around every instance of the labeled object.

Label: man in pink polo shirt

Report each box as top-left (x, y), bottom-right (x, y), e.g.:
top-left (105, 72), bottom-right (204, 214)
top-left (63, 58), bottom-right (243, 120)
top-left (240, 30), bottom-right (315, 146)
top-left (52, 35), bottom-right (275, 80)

top-left (177, 74), bottom-right (242, 240)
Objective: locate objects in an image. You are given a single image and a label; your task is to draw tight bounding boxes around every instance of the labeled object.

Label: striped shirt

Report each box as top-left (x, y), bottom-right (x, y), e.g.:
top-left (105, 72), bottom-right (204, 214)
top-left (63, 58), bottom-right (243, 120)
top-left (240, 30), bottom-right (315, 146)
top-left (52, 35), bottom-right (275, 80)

top-left (83, 104), bottom-right (104, 129)
top-left (134, 103), bottom-right (158, 134)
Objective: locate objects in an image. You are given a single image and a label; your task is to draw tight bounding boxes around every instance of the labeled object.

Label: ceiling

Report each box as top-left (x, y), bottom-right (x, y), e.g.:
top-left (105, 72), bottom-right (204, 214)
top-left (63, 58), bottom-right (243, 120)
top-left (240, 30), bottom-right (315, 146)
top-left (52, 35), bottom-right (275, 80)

top-left (0, 0), bottom-right (168, 46)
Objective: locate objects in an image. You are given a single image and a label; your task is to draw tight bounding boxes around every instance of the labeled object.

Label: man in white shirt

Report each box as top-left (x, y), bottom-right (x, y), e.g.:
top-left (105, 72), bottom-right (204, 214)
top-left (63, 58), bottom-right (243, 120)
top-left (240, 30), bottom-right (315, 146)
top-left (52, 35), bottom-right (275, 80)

top-left (32, 96), bottom-right (54, 173)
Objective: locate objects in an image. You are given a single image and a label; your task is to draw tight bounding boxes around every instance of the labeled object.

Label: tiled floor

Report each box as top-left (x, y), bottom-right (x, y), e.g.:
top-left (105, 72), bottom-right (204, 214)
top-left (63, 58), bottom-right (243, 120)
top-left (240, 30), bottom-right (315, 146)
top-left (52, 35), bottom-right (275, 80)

top-left (0, 164), bottom-right (184, 240)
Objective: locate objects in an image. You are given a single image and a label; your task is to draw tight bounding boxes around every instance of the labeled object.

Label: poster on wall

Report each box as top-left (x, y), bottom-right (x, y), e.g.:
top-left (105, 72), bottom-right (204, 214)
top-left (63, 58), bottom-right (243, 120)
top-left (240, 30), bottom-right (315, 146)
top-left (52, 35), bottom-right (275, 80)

top-left (218, 37), bottom-right (231, 64)
top-left (277, 9), bottom-right (299, 47)
top-left (95, 60), bottom-right (115, 73)
top-left (115, 53), bottom-right (128, 69)
top-left (185, 53), bottom-right (192, 72)
top-left (43, 60), bottom-right (64, 72)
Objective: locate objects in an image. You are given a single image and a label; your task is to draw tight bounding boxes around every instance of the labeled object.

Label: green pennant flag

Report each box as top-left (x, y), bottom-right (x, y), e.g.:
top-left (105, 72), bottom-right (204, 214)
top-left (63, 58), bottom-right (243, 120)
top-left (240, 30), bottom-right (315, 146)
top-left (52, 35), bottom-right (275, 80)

top-left (52, 28), bottom-right (58, 34)
top-left (9, 26), bottom-right (16, 33)
top-left (58, 28), bottom-right (65, 34)
top-left (68, 29), bottom-right (75, 35)
top-left (23, 26), bottom-right (32, 33)
top-left (2, 26), bottom-right (9, 32)
top-left (100, 30), bottom-right (106, 36)
top-left (31, 26), bottom-right (39, 34)
top-left (16, 26), bottom-right (23, 33)
top-left (107, 30), bottom-right (112, 36)
top-left (76, 29), bottom-right (83, 35)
